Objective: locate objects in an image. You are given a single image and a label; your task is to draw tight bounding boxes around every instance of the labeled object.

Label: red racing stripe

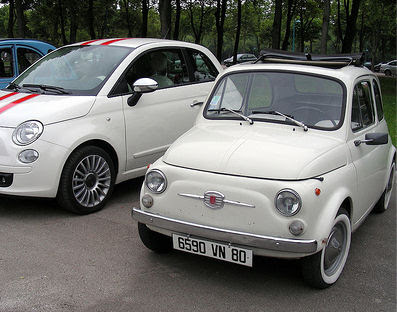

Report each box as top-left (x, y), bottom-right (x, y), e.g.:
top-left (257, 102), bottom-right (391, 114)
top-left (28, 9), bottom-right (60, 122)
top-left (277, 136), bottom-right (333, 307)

top-left (81, 39), bottom-right (102, 46)
top-left (0, 92), bottom-right (18, 101)
top-left (0, 94), bottom-right (40, 115)
top-left (100, 38), bottom-right (129, 45)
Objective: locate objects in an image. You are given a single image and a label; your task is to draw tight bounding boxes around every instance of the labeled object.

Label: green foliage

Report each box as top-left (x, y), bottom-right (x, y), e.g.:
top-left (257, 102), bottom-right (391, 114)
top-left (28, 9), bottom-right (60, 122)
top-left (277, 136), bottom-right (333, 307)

top-left (380, 76), bottom-right (396, 146)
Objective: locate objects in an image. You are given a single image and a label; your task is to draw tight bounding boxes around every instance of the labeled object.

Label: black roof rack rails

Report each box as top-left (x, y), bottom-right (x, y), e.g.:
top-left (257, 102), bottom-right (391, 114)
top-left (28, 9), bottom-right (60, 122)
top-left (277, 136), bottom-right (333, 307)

top-left (254, 49), bottom-right (364, 68)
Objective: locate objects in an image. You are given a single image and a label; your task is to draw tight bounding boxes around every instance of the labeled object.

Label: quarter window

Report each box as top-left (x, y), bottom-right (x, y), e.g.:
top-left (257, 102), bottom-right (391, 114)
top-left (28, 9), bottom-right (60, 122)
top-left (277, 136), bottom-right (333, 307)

top-left (17, 47), bottom-right (42, 74)
top-left (187, 50), bottom-right (218, 82)
top-left (373, 80), bottom-right (384, 121)
top-left (0, 48), bottom-right (14, 78)
top-left (351, 81), bottom-right (375, 131)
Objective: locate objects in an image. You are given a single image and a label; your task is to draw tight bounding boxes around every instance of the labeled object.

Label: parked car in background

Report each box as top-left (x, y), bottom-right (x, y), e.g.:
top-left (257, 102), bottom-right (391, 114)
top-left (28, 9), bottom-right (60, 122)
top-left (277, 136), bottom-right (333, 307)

top-left (373, 62), bottom-right (384, 72)
top-left (363, 61), bottom-right (372, 70)
top-left (0, 39), bottom-right (55, 89)
top-left (132, 50), bottom-right (395, 289)
top-left (223, 53), bottom-right (257, 66)
top-left (380, 60), bottom-right (397, 76)
top-left (0, 38), bottom-right (222, 214)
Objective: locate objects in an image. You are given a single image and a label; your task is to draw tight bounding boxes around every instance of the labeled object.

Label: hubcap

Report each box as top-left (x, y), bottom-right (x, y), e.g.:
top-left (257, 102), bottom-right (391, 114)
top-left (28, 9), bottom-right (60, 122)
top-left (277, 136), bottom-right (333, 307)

top-left (72, 155), bottom-right (111, 208)
top-left (323, 222), bottom-right (347, 276)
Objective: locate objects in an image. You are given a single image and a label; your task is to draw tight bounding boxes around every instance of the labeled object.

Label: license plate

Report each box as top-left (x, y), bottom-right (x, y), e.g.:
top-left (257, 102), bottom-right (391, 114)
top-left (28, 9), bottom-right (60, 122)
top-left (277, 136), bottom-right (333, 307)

top-left (172, 234), bottom-right (253, 267)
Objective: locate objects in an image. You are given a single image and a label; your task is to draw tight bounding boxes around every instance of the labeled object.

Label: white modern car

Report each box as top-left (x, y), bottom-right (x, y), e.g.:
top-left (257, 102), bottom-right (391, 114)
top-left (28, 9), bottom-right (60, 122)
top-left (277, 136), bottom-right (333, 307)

top-left (132, 51), bottom-right (395, 288)
top-left (0, 38), bottom-right (222, 214)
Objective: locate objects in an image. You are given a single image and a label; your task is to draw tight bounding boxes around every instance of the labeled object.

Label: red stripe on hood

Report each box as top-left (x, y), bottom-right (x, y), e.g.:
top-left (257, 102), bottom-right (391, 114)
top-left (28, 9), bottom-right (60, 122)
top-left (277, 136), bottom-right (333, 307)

top-left (0, 94), bottom-right (40, 115)
top-left (0, 92), bottom-right (18, 101)
top-left (81, 39), bottom-right (102, 46)
top-left (100, 38), bottom-right (129, 45)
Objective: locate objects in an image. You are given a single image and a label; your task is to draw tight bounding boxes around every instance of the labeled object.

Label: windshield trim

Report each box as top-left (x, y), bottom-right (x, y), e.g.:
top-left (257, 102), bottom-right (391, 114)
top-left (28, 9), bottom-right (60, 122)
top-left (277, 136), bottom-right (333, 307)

top-left (12, 45), bottom-right (134, 96)
top-left (203, 69), bottom-right (347, 131)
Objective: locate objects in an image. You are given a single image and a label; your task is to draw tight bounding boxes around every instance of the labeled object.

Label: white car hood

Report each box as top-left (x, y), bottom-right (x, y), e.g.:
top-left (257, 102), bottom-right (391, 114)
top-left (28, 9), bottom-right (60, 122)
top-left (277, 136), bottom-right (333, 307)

top-left (0, 91), bottom-right (95, 127)
top-left (163, 124), bottom-right (347, 180)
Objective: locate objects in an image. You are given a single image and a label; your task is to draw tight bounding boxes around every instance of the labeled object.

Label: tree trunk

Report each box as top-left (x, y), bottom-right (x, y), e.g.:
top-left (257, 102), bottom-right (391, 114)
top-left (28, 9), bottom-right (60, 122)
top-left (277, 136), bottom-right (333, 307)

top-left (15, 0), bottom-right (25, 38)
top-left (341, 0), bottom-right (362, 53)
top-left (7, 0), bottom-right (14, 38)
top-left (299, 7), bottom-right (304, 52)
top-left (173, 0), bottom-right (181, 40)
top-left (88, 0), bottom-right (96, 39)
top-left (58, 0), bottom-right (68, 45)
top-left (159, 0), bottom-right (172, 39)
top-left (271, 0), bottom-right (282, 49)
top-left (337, 0), bottom-right (343, 49)
top-left (69, 1), bottom-right (78, 43)
top-left (215, 0), bottom-right (227, 61)
top-left (320, 0), bottom-right (330, 54)
top-left (141, 0), bottom-right (148, 37)
top-left (233, 0), bottom-right (241, 64)
top-left (281, 0), bottom-right (295, 51)
top-left (123, 0), bottom-right (132, 37)
top-left (358, 7), bottom-right (364, 52)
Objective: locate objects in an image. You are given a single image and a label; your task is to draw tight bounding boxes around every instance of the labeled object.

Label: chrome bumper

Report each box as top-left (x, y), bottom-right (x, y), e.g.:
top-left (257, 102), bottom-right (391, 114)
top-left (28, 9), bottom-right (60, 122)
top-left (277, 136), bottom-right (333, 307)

top-left (132, 208), bottom-right (317, 254)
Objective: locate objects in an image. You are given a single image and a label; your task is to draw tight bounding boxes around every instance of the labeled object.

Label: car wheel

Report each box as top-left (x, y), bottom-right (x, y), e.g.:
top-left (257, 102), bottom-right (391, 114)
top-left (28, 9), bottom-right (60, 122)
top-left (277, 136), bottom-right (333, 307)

top-left (57, 146), bottom-right (115, 214)
top-left (138, 222), bottom-right (172, 253)
top-left (385, 69), bottom-right (392, 76)
top-left (374, 161), bottom-right (395, 213)
top-left (301, 208), bottom-right (351, 289)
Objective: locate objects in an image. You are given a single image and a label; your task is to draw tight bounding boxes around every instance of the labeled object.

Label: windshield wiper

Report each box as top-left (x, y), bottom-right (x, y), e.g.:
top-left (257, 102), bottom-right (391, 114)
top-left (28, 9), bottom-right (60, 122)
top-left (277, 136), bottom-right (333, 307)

top-left (274, 110), bottom-right (308, 131)
top-left (209, 107), bottom-right (254, 125)
top-left (7, 82), bottom-right (21, 91)
top-left (22, 84), bottom-right (70, 94)
top-left (250, 110), bottom-right (294, 119)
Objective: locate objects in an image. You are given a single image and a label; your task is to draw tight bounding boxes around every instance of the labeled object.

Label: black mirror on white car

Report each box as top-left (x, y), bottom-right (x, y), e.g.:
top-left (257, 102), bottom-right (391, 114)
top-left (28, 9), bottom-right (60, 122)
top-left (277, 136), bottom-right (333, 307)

top-left (133, 78), bottom-right (158, 93)
top-left (354, 133), bottom-right (388, 146)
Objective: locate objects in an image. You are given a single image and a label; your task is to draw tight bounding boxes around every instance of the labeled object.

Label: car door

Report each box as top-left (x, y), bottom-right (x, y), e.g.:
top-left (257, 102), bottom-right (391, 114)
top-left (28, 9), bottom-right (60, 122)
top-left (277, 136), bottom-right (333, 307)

top-left (347, 79), bottom-right (389, 220)
top-left (15, 46), bottom-right (43, 75)
top-left (0, 45), bottom-right (16, 89)
top-left (111, 47), bottom-right (216, 173)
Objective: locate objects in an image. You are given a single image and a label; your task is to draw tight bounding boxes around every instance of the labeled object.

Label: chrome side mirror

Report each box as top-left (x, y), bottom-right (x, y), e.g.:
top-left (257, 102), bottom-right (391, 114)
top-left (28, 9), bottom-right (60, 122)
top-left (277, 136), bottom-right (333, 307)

top-left (133, 78), bottom-right (158, 93)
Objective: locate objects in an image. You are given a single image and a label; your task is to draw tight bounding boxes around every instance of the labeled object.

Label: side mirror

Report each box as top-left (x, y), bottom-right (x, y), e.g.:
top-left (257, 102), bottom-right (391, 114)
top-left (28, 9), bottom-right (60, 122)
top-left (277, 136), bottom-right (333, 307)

top-left (133, 78), bottom-right (158, 93)
top-left (127, 78), bottom-right (158, 107)
top-left (354, 133), bottom-right (388, 146)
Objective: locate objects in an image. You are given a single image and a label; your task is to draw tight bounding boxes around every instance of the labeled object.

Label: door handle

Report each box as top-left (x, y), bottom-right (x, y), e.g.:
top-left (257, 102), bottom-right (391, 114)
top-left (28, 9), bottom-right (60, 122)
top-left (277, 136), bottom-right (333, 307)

top-left (190, 100), bottom-right (203, 107)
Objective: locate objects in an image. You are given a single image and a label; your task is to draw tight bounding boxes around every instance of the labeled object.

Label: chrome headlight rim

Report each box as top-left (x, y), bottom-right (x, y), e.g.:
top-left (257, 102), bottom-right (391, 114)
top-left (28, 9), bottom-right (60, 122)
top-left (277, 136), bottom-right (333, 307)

top-left (12, 120), bottom-right (44, 146)
top-left (145, 169), bottom-right (167, 194)
top-left (274, 188), bottom-right (302, 217)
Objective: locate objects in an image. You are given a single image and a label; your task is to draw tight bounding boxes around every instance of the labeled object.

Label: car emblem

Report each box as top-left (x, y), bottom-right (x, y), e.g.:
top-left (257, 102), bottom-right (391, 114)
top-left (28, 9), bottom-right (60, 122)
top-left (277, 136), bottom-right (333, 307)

top-left (204, 191), bottom-right (225, 209)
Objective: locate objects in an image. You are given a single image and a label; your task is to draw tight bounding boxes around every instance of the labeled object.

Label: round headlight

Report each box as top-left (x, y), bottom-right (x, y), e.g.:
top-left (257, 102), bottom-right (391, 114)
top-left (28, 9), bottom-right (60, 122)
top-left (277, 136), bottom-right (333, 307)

top-left (275, 189), bottom-right (302, 216)
top-left (145, 169), bottom-right (167, 194)
top-left (12, 120), bottom-right (43, 146)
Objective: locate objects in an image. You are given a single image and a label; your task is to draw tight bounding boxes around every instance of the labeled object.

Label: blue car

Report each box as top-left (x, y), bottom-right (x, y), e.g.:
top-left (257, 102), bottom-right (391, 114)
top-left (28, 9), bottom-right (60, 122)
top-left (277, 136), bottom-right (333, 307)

top-left (0, 39), bottom-right (56, 89)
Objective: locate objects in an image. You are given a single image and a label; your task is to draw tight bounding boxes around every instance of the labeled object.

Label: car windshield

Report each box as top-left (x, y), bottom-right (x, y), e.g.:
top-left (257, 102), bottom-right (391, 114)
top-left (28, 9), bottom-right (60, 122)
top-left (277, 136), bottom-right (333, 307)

top-left (205, 71), bottom-right (345, 130)
top-left (11, 45), bottom-right (132, 95)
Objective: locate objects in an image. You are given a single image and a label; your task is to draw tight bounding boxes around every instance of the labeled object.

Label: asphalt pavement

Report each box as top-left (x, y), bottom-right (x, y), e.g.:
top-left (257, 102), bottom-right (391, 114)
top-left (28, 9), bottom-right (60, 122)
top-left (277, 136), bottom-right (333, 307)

top-left (0, 177), bottom-right (395, 312)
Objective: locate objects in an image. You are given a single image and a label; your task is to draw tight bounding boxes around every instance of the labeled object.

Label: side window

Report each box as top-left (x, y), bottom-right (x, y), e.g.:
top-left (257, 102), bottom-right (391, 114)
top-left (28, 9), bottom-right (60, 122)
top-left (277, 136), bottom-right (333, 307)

top-left (17, 47), bottom-right (42, 74)
top-left (351, 81), bottom-right (375, 132)
top-left (114, 49), bottom-right (189, 95)
top-left (0, 48), bottom-right (14, 78)
top-left (187, 49), bottom-right (218, 83)
top-left (373, 80), bottom-right (384, 121)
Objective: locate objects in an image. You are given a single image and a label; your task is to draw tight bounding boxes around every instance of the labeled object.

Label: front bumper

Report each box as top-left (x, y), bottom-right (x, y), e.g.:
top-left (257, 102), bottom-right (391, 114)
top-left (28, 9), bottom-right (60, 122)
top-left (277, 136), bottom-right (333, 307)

top-left (132, 208), bottom-right (317, 254)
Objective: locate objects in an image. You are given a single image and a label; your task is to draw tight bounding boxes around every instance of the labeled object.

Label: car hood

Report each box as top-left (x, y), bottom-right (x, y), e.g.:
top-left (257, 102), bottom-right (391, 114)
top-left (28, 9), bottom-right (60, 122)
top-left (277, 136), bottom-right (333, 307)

top-left (0, 91), bottom-right (95, 127)
top-left (163, 124), bottom-right (347, 180)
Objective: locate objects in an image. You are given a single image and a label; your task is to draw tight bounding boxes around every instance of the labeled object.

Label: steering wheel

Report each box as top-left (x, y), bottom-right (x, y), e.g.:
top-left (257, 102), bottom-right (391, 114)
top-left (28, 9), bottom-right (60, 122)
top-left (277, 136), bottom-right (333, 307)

top-left (291, 106), bottom-right (337, 127)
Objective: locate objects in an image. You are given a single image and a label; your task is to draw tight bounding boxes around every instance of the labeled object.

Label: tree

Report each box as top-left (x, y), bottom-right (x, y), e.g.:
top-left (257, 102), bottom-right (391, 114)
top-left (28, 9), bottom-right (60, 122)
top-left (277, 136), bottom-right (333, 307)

top-left (341, 0), bottom-right (362, 53)
top-left (88, 0), bottom-right (95, 39)
top-left (186, 0), bottom-right (213, 44)
top-left (215, 0), bottom-right (227, 60)
top-left (281, 0), bottom-right (296, 51)
top-left (320, 0), bottom-right (330, 53)
top-left (7, 0), bottom-right (15, 37)
top-left (141, 0), bottom-right (149, 37)
top-left (232, 0), bottom-right (241, 64)
top-left (173, 0), bottom-right (181, 40)
top-left (159, 0), bottom-right (172, 38)
top-left (271, 0), bottom-right (282, 49)
top-left (15, 0), bottom-right (25, 37)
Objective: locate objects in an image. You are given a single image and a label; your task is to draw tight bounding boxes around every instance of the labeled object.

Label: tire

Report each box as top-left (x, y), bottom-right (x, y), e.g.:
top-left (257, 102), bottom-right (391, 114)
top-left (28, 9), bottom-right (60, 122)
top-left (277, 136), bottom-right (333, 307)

top-left (138, 222), bottom-right (172, 253)
top-left (57, 146), bottom-right (115, 214)
top-left (385, 69), bottom-right (392, 76)
top-left (301, 208), bottom-right (351, 289)
top-left (374, 162), bottom-right (395, 213)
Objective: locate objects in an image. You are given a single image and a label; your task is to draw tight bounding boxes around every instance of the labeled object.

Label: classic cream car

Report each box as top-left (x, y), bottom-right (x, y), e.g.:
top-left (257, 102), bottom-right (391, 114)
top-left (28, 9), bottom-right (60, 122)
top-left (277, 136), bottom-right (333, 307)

top-left (0, 38), bottom-right (222, 214)
top-left (132, 51), bottom-right (395, 288)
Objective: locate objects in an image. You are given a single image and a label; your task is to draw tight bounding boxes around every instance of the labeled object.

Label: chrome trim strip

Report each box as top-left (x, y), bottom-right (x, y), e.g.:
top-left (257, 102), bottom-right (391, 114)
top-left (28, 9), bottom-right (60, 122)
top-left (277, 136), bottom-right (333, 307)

top-left (133, 144), bottom-right (170, 159)
top-left (178, 192), bottom-right (255, 208)
top-left (132, 208), bottom-right (317, 253)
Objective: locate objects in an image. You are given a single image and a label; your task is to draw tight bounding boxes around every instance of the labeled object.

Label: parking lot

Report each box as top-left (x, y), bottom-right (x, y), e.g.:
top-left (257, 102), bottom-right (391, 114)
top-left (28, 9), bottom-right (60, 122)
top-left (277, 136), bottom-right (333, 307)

top-left (0, 177), bottom-right (395, 312)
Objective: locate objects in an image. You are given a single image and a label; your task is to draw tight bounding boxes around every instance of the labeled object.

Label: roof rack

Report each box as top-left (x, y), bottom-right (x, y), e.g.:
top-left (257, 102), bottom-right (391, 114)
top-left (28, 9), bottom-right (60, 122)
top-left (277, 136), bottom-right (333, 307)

top-left (254, 49), bottom-right (364, 68)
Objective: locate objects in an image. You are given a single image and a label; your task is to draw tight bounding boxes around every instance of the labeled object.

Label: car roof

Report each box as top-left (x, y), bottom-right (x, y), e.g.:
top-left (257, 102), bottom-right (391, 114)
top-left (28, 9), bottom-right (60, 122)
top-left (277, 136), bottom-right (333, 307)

top-left (69, 38), bottom-right (205, 50)
top-left (222, 62), bottom-right (374, 83)
top-left (0, 38), bottom-right (56, 50)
